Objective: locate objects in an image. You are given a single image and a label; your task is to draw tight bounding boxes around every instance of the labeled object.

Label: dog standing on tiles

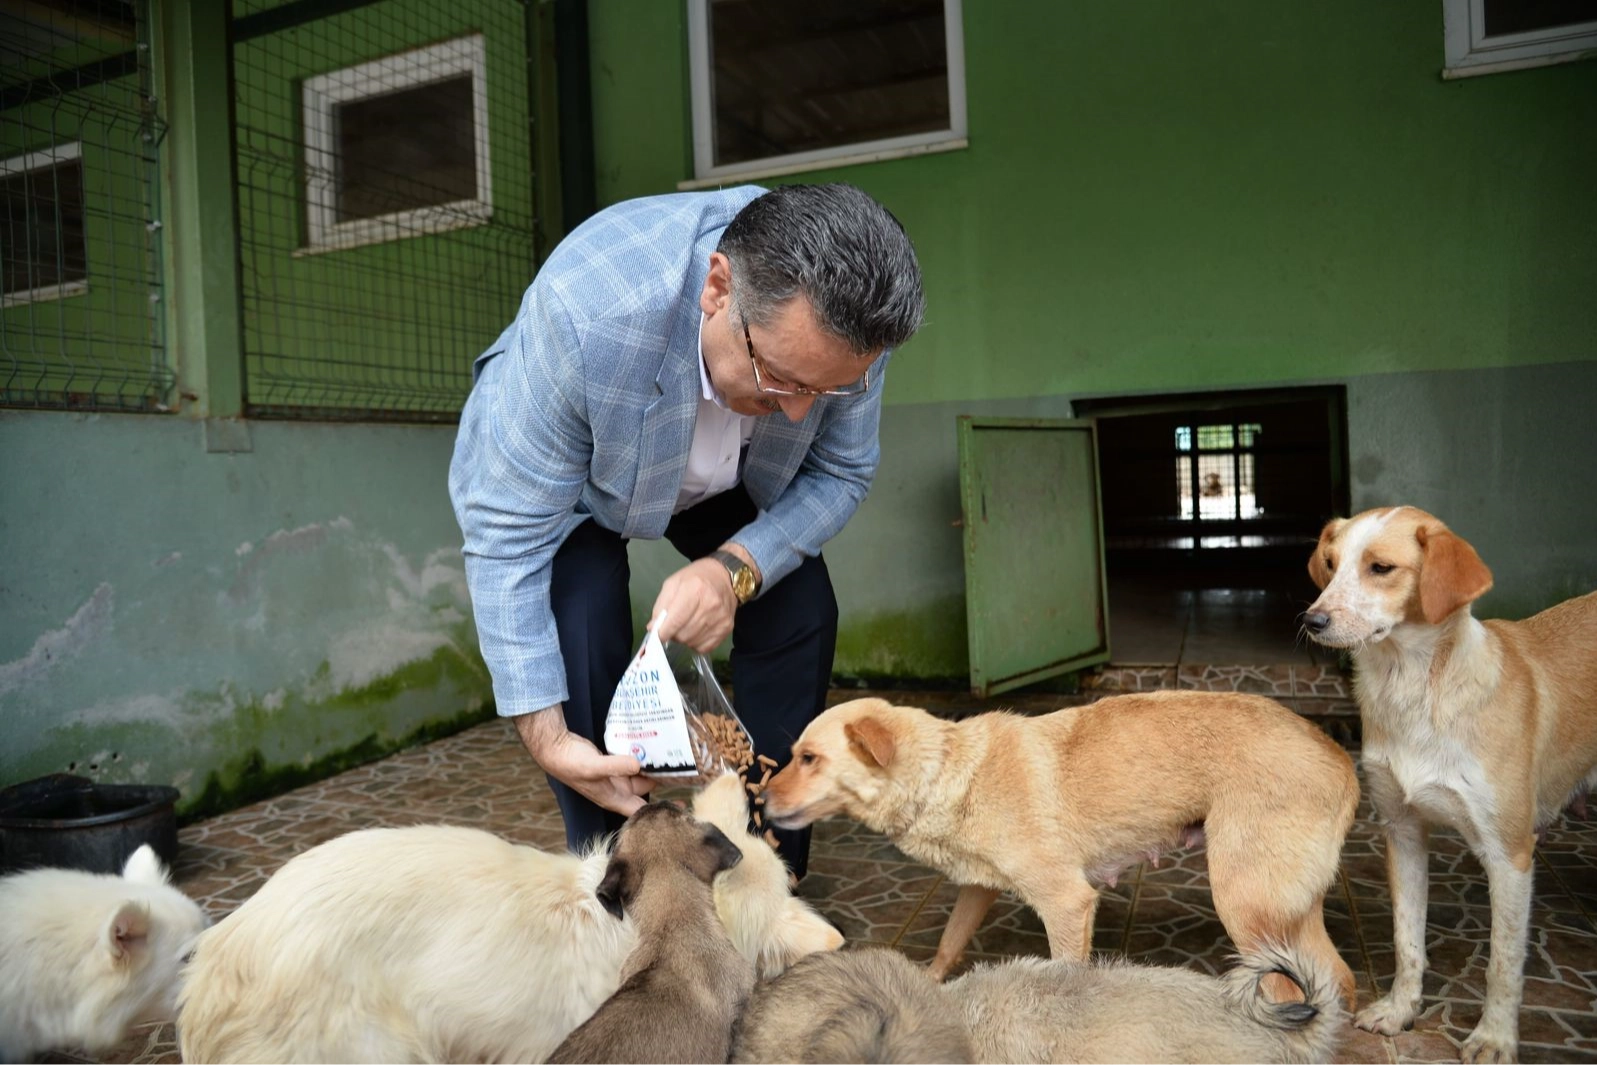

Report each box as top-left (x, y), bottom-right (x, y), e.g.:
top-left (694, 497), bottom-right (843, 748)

top-left (1305, 505), bottom-right (1597, 1064)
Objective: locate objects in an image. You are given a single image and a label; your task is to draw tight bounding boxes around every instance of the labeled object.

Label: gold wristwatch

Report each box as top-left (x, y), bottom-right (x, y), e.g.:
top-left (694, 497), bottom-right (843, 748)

top-left (710, 549), bottom-right (759, 605)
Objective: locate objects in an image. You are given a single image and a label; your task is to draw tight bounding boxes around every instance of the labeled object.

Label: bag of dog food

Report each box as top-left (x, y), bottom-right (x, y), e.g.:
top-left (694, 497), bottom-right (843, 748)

top-left (603, 618), bottom-right (755, 780)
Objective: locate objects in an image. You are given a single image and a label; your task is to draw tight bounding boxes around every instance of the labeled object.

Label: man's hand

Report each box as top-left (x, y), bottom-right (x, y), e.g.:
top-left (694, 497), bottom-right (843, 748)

top-left (513, 706), bottom-right (654, 816)
top-left (650, 557), bottom-right (739, 652)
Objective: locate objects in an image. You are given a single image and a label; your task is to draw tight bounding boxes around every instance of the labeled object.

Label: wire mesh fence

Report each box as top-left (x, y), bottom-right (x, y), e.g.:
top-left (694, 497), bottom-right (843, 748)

top-left (1, 0), bottom-right (172, 412)
top-left (233, 0), bottom-right (538, 421)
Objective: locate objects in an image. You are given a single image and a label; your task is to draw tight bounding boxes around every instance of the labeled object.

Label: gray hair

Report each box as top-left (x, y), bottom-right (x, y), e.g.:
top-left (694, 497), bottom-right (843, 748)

top-left (717, 183), bottom-right (925, 355)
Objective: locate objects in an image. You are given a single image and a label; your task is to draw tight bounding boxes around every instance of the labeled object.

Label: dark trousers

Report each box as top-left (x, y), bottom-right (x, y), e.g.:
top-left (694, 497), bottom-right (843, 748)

top-left (547, 485), bottom-right (836, 879)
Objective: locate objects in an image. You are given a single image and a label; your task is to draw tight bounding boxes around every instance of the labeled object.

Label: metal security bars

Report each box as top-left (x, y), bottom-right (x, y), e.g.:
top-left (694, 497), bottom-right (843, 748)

top-left (233, 0), bottom-right (538, 421)
top-left (1, 0), bottom-right (172, 412)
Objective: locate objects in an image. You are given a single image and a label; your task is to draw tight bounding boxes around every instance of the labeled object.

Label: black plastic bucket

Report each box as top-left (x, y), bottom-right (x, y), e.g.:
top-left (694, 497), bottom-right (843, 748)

top-left (0, 773), bottom-right (180, 876)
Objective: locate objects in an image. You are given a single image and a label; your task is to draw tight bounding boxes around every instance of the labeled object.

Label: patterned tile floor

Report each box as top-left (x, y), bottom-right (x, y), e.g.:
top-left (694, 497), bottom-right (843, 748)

top-left (52, 686), bottom-right (1597, 1065)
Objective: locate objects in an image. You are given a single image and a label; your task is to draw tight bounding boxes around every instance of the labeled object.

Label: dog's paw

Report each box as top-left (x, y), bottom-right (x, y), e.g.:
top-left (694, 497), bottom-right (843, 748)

top-left (1354, 996), bottom-right (1418, 1036)
top-left (1460, 1024), bottom-right (1516, 1064)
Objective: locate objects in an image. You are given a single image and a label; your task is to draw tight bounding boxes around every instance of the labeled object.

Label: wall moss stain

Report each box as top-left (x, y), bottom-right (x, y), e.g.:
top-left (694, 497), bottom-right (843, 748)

top-left (833, 601), bottom-right (968, 686)
top-left (176, 642), bottom-right (493, 819)
top-left (182, 701), bottom-right (495, 824)
top-left (9, 641), bottom-right (494, 821)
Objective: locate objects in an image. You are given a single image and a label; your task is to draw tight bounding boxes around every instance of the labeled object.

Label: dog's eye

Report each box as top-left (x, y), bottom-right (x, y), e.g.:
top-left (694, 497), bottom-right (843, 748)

top-left (1324, 556), bottom-right (1335, 572)
top-left (799, 751), bottom-right (817, 766)
top-left (1369, 562), bottom-right (1395, 575)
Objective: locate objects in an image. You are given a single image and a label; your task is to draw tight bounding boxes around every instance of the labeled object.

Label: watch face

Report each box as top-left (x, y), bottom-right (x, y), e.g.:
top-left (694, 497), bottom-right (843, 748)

top-left (733, 568), bottom-right (756, 602)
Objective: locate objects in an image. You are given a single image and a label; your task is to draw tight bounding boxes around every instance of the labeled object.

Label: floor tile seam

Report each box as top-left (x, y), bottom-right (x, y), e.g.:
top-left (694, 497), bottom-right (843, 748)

top-left (1119, 861), bottom-right (1145, 955)
top-left (1337, 867), bottom-right (1381, 985)
top-left (888, 872), bottom-right (945, 949)
top-left (1535, 852), bottom-right (1597, 933)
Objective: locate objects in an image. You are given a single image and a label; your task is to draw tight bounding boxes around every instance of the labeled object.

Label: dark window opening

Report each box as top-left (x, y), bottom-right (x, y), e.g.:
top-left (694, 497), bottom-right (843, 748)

top-left (2, 153), bottom-right (87, 298)
top-left (708, 0), bottom-right (952, 168)
top-left (1483, 0), bottom-right (1596, 37)
top-left (334, 74), bottom-right (477, 222)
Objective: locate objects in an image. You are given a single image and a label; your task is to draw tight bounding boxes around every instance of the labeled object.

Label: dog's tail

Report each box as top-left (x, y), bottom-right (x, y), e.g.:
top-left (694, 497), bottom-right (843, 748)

top-left (1222, 943), bottom-right (1347, 1064)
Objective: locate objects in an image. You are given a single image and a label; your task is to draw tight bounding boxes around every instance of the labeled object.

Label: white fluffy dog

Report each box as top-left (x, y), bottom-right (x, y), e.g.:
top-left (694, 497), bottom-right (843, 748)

top-left (0, 845), bottom-right (207, 1063)
top-left (178, 772), bottom-right (842, 1063)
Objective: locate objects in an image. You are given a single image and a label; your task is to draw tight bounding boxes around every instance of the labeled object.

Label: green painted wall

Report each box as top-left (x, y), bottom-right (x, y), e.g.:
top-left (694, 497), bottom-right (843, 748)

top-left (1, 77), bottom-right (167, 409)
top-left (232, 0), bottom-right (535, 413)
top-left (0, 411), bottom-right (493, 814)
top-left (589, 0), bottom-right (1596, 398)
top-left (598, 1), bottom-right (1597, 681)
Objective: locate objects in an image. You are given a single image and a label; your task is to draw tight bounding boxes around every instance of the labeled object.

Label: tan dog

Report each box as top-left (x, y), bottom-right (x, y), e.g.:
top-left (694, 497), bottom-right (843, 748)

top-left (763, 692), bottom-right (1359, 1005)
top-left (1305, 506), bottom-right (1597, 1063)
top-left (547, 801), bottom-right (755, 1064)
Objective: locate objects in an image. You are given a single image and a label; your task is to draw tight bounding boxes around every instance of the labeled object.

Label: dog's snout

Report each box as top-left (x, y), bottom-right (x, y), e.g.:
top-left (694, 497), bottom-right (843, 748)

top-left (1303, 611), bottom-right (1331, 633)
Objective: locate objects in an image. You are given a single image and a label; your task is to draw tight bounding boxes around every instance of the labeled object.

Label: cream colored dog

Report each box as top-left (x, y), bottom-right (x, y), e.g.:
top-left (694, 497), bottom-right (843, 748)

top-left (177, 772), bottom-right (840, 1063)
top-left (0, 845), bottom-right (207, 1063)
top-left (949, 944), bottom-right (1346, 1064)
top-left (763, 692), bottom-right (1359, 1005)
top-left (1305, 505), bottom-right (1597, 1063)
top-left (733, 943), bottom-right (1345, 1064)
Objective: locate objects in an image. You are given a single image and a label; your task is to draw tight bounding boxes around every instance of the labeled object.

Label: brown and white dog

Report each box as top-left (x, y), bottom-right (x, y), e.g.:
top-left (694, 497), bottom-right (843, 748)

top-left (762, 692), bottom-right (1360, 1006)
top-left (1304, 506), bottom-right (1597, 1064)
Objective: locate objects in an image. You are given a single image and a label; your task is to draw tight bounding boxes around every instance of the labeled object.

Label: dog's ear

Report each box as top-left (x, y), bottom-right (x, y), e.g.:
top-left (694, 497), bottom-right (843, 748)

top-left (1307, 518), bottom-right (1347, 590)
top-left (756, 899), bottom-right (845, 978)
top-left (1417, 524), bottom-right (1493, 624)
top-left (595, 856), bottom-right (632, 920)
top-left (844, 716), bottom-right (896, 768)
top-left (122, 844), bottom-right (169, 886)
top-left (105, 900), bottom-right (151, 963)
top-left (700, 824), bottom-right (744, 876)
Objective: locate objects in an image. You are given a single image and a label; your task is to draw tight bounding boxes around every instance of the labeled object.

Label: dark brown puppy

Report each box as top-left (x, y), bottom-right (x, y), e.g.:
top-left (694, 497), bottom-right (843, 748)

top-left (547, 802), bottom-right (755, 1064)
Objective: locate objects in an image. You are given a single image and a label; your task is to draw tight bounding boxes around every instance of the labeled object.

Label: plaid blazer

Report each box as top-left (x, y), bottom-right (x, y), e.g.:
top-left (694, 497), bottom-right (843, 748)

top-left (448, 187), bottom-right (889, 715)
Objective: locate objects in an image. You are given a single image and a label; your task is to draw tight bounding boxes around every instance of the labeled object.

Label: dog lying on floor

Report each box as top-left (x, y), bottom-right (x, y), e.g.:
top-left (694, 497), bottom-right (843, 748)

top-left (547, 801), bottom-right (754, 1063)
top-left (0, 845), bottom-right (208, 1064)
top-left (762, 691), bottom-right (1360, 1006)
top-left (732, 946), bottom-right (975, 1063)
top-left (948, 946), bottom-right (1345, 1063)
top-left (732, 943), bottom-right (1343, 1064)
top-left (1305, 505), bottom-right (1597, 1064)
top-left (177, 772), bottom-right (840, 1063)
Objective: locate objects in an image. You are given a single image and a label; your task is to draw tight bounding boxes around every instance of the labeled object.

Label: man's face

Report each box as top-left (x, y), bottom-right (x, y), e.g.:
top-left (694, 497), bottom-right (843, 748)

top-left (699, 253), bottom-right (880, 423)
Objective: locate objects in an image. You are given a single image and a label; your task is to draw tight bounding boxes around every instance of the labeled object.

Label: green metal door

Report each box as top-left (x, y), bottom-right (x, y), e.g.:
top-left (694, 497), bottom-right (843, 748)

top-left (958, 416), bottom-right (1110, 696)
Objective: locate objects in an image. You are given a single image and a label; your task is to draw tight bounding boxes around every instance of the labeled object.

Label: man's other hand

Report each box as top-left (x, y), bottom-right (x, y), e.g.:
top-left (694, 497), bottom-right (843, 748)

top-left (513, 706), bottom-right (654, 816)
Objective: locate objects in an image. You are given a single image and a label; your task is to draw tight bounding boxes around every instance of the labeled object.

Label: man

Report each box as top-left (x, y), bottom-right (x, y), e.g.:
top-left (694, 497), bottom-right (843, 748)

top-left (448, 183), bottom-right (924, 878)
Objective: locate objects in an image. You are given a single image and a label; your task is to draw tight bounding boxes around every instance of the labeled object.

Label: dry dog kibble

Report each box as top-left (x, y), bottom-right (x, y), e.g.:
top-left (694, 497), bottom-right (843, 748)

top-left (692, 712), bottom-right (755, 778)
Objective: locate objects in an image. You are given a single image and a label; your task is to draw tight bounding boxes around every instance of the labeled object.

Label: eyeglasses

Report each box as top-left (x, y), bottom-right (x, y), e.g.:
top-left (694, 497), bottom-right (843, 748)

top-left (743, 319), bottom-right (870, 398)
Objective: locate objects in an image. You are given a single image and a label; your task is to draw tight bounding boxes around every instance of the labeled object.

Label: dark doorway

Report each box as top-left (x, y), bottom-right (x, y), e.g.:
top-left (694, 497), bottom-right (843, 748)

top-left (1074, 387), bottom-right (1349, 666)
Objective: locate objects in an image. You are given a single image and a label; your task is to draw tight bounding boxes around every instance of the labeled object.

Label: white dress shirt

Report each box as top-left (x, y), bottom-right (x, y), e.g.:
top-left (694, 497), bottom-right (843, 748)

top-left (674, 314), bottom-right (755, 513)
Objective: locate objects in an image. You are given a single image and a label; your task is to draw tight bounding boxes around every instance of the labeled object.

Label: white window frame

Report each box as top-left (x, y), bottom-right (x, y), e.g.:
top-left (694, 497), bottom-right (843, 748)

top-left (300, 33), bottom-right (492, 254)
top-left (683, 0), bottom-right (967, 188)
top-left (2, 141), bottom-right (89, 308)
top-left (1442, 0), bottom-right (1597, 79)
